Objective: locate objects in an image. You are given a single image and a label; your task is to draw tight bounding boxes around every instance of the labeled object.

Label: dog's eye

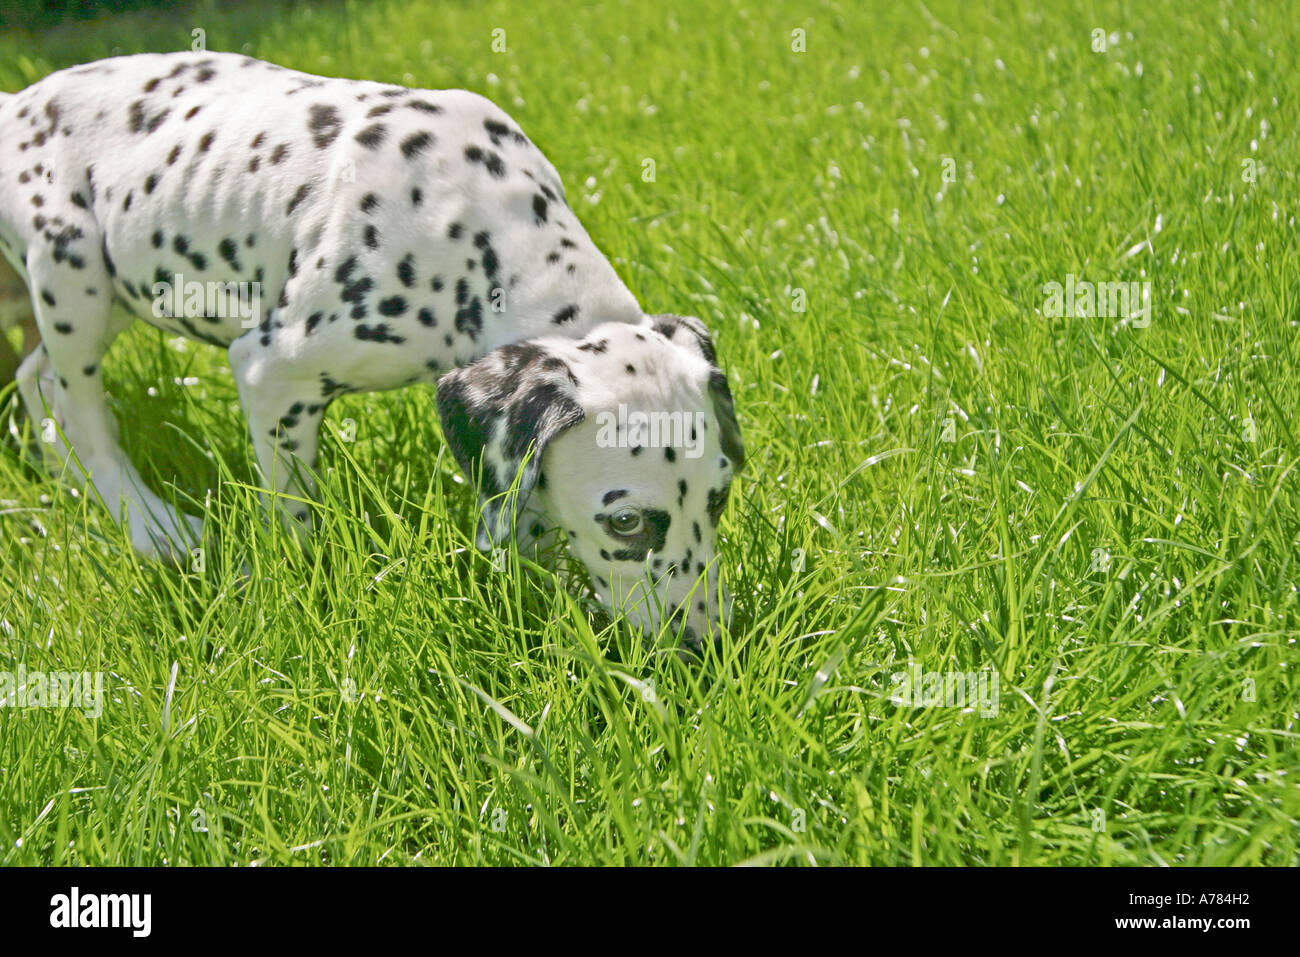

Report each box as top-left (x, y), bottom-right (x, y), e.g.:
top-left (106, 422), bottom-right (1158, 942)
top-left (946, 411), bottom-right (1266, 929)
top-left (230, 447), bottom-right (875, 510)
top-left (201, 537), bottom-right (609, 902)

top-left (608, 508), bottom-right (643, 536)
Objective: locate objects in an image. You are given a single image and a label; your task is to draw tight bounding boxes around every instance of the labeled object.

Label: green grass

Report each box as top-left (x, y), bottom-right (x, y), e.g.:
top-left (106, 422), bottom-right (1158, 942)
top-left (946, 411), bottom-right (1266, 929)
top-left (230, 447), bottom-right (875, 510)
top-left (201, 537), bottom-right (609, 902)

top-left (1, 0), bottom-right (1297, 866)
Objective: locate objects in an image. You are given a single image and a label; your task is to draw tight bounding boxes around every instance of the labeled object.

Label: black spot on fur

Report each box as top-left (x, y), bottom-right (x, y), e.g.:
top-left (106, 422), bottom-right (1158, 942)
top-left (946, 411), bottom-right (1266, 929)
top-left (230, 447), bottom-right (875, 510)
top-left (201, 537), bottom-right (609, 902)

top-left (320, 374), bottom-right (351, 398)
top-left (378, 295), bottom-right (407, 316)
top-left (334, 256), bottom-right (358, 284)
top-left (464, 145), bottom-right (506, 178)
top-left (355, 123), bottom-right (387, 149)
top-left (355, 323), bottom-right (406, 343)
top-left (217, 237), bottom-right (241, 270)
top-left (397, 254), bottom-right (416, 288)
top-left (335, 257), bottom-right (374, 318)
top-left (308, 104), bottom-right (342, 149)
top-left (400, 131), bottom-right (434, 159)
top-left (455, 297), bottom-right (483, 340)
top-left (286, 183), bottom-right (312, 215)
top-left (127, 99), bottom-right (169, 134)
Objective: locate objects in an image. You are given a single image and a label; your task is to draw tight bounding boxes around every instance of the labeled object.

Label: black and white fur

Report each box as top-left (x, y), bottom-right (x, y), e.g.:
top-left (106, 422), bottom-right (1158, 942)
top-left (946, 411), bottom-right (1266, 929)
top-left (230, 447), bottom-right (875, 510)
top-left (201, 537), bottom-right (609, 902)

top-left (0, 52), bottom-right (743, 644)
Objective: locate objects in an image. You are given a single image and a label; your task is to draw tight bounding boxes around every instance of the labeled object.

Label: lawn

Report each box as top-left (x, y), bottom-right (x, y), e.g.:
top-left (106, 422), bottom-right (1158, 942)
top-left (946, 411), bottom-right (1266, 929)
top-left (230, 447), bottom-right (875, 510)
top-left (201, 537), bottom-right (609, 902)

top-left (0, 0), bottom-right (1296, 865)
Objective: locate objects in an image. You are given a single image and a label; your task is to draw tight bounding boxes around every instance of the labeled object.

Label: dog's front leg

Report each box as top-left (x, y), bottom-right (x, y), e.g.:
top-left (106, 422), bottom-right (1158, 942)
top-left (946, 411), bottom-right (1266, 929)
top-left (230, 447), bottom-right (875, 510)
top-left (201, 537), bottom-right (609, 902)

top-left (19, 242), bottom-right (204, 561)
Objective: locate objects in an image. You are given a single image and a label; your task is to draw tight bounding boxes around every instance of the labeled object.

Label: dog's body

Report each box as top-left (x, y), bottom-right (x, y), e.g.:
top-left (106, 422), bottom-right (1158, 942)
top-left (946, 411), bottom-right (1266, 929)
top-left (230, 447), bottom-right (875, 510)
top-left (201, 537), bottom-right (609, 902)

top-left (0, 52), bottom-right (742, 643)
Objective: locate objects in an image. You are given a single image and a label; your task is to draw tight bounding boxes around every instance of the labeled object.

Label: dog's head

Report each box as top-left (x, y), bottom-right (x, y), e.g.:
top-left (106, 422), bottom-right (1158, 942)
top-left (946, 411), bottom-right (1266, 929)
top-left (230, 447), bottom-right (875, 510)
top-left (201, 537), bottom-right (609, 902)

top-left (435, 314), bottom-right (744, 646)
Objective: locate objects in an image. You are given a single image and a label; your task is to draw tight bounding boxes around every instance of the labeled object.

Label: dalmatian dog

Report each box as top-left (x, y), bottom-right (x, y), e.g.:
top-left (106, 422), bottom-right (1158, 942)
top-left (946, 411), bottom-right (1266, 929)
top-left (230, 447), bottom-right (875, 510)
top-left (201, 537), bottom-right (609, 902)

top-left (0, 51), bottom-right (743, 644)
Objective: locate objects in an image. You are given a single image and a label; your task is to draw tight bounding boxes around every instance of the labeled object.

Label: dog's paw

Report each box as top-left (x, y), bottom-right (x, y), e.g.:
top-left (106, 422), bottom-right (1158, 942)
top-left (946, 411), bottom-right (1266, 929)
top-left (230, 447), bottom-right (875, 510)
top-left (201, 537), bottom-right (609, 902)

top-left (127, 509), bottom-right (204, 566)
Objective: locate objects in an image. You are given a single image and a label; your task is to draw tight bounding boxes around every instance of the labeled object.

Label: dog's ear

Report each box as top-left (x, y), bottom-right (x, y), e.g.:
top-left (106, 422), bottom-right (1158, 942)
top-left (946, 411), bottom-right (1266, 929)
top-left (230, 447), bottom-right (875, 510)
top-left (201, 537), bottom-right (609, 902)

top-left (708, 368), bottom-right (745, 473)
top-left (646, 314), bottom-right (745, 472)
top-left (436, 342), bottom-right (585, 550)
top-left (646, 313), bottom-right (718, 364)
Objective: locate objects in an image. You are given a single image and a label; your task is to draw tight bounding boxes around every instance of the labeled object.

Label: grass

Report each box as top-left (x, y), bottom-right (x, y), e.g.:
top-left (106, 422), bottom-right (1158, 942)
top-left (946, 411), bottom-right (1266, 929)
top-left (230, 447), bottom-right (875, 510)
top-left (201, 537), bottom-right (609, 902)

top-left (0, 0), bottom-right (1297, 866)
